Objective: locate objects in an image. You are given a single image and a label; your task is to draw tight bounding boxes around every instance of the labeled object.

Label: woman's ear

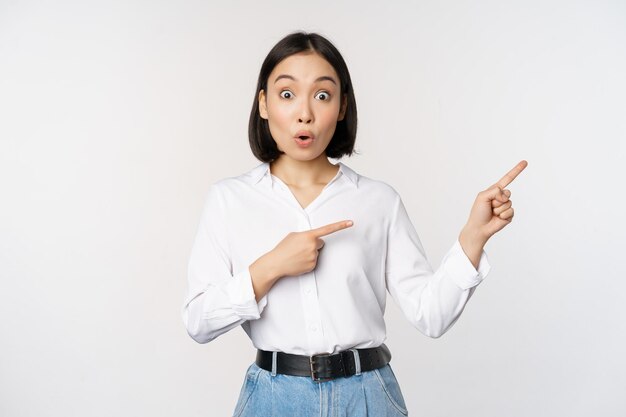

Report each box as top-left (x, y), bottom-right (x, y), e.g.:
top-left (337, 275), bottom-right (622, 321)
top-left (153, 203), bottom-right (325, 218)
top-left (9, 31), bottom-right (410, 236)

top-left (337, 94), bottom-right (347, 121)
top-left (258, 90), bottom-right (268, 120)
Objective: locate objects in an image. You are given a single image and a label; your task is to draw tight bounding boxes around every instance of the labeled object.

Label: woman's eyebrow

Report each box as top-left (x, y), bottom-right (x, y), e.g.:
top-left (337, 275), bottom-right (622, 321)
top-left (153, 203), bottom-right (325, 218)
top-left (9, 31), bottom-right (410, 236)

top-left (273, 74), bottom-right (337, 85)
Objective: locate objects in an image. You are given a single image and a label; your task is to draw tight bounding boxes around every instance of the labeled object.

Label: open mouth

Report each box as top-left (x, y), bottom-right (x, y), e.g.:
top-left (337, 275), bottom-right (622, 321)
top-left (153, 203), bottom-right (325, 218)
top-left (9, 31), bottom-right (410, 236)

top-left (295, 131), bottom-right (315, 141)
top-left (294, 136), bottom-right (314, 146)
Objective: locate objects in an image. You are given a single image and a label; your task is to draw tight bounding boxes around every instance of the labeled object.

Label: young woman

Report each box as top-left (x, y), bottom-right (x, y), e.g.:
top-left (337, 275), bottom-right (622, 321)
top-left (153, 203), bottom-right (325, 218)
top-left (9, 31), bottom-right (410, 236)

top-left (182, 31), bottom-right (527, 417)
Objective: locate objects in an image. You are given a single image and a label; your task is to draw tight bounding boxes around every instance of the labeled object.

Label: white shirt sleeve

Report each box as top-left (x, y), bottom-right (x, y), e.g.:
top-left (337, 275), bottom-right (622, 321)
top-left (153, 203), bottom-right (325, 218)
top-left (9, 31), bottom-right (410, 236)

top-left (384, 193), bottom-right (491, 338)
top-left (181, 184), bottom-right (268, 344)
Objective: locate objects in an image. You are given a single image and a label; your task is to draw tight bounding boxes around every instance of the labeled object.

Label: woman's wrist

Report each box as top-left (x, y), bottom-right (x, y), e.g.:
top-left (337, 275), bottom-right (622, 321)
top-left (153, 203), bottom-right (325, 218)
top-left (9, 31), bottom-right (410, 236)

top-left (458, 225), bottom-right (488, 270)
top-left (249, 252), bottom-right (281, 302)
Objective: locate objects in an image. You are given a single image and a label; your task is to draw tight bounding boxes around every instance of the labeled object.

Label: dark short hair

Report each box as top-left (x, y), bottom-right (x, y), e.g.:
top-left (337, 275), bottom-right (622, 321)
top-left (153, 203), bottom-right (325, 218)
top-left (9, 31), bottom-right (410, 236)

top-left (248, 31), bottom-right (358, 162)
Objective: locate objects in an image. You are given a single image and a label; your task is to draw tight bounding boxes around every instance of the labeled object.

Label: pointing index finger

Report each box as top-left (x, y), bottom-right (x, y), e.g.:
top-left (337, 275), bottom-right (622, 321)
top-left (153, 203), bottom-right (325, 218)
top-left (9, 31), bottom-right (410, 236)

top-left (310, 220), bottom-right (353, 237)
top-left (496, 160), bottom-right (528, 188)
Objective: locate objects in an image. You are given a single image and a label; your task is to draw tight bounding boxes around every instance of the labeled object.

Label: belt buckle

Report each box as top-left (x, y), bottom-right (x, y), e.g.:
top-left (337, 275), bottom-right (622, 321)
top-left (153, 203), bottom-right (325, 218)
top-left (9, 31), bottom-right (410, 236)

top-left (309, 353), bottom-right (333, 383)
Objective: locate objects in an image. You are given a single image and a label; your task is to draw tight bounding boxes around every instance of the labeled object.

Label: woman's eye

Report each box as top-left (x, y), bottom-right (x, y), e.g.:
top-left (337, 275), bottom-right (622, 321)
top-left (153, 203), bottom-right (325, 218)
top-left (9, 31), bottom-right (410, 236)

top-left (315, 91), bottom-right (330, 101)
top-left (279, 90), bottom-right (293, 99)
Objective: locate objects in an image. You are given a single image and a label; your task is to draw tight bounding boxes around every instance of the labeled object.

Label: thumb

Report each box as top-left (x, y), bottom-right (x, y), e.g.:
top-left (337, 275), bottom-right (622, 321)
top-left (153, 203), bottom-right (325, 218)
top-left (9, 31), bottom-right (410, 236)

top-left (482, 185), bottom-right (508, 204)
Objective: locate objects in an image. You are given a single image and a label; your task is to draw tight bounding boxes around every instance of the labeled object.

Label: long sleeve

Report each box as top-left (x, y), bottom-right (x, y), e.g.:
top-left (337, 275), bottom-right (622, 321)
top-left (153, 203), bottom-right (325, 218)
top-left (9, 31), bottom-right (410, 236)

top-left (181, 183), bottom-right (268, 344)
top-left (384, 193), bottom-right (491, 338)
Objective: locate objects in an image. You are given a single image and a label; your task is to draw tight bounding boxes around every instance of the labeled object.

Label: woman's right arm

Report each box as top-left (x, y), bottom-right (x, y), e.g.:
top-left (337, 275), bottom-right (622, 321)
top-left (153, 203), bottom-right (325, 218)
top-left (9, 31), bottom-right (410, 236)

top-left (181, 184), bottom-right (276, 344)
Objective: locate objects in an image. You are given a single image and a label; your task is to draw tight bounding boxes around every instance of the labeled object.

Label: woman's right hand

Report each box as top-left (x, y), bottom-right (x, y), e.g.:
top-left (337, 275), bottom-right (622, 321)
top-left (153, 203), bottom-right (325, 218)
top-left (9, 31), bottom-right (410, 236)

top-left (249, 220), bottom-right (354, 302)
top-left (269, 220), bottom-right (354, 278)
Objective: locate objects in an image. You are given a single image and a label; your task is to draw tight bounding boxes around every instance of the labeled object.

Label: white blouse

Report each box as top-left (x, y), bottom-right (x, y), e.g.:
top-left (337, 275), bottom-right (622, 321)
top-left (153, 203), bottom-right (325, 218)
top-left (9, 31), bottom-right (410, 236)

top-left (182, 161), bottom-right (491, 355)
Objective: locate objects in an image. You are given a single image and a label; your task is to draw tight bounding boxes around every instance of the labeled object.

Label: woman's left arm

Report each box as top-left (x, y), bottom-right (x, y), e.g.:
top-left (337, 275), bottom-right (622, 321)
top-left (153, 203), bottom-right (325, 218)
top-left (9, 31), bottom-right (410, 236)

top-left (384, 160), bottom-right (528, 338)
top-left (459, 160), bottom-right (528, 269)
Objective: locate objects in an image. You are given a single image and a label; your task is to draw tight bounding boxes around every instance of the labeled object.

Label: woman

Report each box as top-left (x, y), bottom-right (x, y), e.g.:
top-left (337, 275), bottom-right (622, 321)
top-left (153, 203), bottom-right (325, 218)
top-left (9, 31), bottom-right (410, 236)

top-left (182, 31), bottom-right (527, 416)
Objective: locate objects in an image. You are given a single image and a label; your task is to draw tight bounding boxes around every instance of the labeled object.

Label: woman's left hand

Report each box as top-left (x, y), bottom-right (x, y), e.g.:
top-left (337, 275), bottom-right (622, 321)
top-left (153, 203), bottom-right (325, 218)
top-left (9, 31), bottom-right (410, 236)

top-left (459, 160), bottom-right (528, 268)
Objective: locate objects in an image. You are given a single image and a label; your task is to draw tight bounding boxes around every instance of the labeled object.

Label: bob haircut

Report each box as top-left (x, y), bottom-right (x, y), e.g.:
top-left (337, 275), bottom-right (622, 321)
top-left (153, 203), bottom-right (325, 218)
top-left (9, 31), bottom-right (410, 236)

top-left (248, 31), bottom-right (358, 162)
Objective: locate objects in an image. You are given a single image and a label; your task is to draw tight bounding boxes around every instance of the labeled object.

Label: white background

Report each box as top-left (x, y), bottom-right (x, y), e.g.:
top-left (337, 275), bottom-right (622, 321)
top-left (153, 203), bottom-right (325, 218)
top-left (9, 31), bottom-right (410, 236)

top-left (1, 0), bottom-right (625, 416)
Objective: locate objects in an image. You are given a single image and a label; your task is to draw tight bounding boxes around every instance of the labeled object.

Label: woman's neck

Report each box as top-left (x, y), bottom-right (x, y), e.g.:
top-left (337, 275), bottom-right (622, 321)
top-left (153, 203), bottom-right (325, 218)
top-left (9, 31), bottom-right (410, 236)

top-left (269, 155), bottom-right (339, 188)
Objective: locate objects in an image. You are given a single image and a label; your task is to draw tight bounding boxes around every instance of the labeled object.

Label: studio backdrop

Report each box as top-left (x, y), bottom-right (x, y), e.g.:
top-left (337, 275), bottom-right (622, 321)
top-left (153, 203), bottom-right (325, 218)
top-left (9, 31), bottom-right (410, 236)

top-left (1, 1), bottom-right (625, 416)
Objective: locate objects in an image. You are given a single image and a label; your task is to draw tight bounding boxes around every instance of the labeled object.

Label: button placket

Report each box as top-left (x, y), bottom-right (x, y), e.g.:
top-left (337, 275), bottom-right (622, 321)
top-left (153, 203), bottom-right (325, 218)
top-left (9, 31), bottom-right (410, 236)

top-left (298, 211), bottom-right (324, 346)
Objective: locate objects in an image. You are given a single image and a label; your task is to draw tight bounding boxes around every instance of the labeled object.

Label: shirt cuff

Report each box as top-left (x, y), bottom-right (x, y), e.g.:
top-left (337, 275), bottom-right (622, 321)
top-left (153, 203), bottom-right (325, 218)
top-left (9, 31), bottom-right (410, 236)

top-left (444, 240), bottom-right (492, 290)
top-left (225, 266), bottom-right (268, 320)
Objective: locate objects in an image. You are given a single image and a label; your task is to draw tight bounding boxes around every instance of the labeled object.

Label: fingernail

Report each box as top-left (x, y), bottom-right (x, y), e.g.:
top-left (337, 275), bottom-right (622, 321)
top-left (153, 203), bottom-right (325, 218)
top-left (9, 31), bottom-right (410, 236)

top-left (346, 221), bottom-right (353, 226)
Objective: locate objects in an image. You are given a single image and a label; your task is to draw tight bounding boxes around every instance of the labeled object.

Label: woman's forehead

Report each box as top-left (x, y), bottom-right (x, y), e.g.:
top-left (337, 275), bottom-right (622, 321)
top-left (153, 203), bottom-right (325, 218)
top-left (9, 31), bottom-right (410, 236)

top-left (269, 52), bottom-right (339, 84)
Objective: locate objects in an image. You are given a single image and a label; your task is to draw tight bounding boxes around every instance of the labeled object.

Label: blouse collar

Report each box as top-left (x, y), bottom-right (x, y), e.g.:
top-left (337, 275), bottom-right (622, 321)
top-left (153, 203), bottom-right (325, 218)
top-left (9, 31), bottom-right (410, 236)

top-left (248, 161), bottom-right (359, 189)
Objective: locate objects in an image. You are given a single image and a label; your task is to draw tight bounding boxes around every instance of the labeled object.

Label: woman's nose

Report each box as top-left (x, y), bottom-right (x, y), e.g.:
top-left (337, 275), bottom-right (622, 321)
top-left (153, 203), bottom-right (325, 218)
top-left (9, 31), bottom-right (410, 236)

top-left (298, 100), bottom-right (313, 123)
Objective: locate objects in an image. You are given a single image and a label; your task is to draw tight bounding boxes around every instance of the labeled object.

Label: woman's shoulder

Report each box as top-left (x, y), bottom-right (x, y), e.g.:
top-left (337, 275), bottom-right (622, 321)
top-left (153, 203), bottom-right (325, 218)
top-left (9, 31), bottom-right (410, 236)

top-left (340, 162), bottom-right (401, 200)
top-left (208, 162), bottom-right (269, 190)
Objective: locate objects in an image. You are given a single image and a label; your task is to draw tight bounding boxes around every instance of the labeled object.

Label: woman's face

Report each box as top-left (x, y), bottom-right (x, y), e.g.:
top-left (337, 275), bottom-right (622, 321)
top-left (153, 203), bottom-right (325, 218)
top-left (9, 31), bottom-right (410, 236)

top-left (258, 51), bottom-right (347, 162)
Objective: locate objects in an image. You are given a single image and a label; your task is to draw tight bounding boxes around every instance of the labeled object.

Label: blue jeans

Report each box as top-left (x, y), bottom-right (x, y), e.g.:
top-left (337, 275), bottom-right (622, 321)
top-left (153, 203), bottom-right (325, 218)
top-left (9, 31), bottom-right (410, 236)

top-left (232, 361), bottom-right (409, 417)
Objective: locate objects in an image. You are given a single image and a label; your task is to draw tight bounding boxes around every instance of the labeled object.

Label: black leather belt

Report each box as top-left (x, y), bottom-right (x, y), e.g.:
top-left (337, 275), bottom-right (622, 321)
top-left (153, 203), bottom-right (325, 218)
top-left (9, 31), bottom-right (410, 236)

top-left (255, 344), bottom-right (392, 382)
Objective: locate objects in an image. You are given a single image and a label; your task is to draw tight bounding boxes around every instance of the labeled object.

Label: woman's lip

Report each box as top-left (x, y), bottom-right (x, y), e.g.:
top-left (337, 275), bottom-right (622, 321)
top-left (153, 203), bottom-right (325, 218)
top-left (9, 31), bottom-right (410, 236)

top-left (294, 137), bottom-right (314, 147)
top-left (294, 130), bottom-right (315, 139)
